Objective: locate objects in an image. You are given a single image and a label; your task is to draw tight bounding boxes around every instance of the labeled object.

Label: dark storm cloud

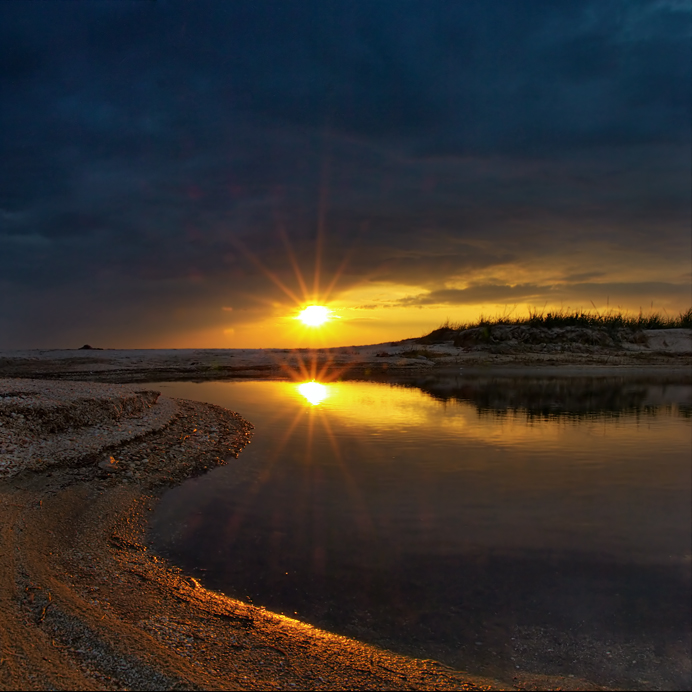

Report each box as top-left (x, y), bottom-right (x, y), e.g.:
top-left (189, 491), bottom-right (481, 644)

top-left (0, 0), bottom-right (689, 346)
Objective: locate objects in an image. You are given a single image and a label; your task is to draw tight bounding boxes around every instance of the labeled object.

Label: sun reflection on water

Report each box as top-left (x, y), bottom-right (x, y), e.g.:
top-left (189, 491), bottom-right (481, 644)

top-left (150, 377), bottom-right (692, 570)
top-left (297, 381), bottom-right (330, 406)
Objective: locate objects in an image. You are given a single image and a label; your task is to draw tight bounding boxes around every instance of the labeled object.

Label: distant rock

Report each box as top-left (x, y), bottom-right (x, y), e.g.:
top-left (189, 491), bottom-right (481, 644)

top-left (78, 344), bottom-right (103, 350)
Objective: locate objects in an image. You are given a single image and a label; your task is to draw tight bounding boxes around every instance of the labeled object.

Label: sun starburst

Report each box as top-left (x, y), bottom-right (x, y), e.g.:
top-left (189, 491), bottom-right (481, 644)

top-left (297, 305), bottom-right (332, 327)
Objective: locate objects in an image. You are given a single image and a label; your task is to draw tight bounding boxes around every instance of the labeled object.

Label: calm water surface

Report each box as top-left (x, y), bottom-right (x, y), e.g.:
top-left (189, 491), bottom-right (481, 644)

top-left (148, 376), bottom-right (691, 689)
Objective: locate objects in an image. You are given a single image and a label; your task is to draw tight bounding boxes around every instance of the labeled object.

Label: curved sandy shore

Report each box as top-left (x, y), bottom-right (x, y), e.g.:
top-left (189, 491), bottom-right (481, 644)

top-left (0, 379), bottom-right (485, 690)
top-left (0, 380), bottom-right (609, 690)
top-left (0, 478), bottom-right (509, 691)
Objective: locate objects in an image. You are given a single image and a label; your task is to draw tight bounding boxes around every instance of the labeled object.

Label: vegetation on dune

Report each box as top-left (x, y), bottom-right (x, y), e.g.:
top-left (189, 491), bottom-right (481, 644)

top-left (418, 307), bottom-right (692, 343)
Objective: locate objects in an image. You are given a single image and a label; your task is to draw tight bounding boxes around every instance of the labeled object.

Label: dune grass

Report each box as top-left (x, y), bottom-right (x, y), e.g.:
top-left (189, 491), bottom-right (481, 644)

top-left (420, 307), bottom-right (692, 342)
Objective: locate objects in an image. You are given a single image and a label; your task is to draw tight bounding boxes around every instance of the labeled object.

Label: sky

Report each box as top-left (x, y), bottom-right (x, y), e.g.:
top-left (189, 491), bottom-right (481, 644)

top-left (1, 0), bottom-right (690, 349)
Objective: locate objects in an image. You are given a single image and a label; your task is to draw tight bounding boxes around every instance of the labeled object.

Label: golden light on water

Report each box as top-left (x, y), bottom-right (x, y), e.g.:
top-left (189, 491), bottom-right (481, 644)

top-left (297, 381), bottom-right (330, 406)
top-left (152, 379), bottom-right (692, 566)
top-left (297, 305), bottom-right (331, 327)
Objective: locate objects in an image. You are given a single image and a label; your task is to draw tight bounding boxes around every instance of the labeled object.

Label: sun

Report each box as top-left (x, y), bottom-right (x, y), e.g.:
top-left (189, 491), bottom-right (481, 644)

top-left (298, 305), bottom-right (331, 327)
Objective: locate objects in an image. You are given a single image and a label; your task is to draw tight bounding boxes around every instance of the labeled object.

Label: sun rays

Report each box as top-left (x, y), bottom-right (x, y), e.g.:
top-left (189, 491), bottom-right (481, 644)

top-left (228, 204), bottom-right (355, 346)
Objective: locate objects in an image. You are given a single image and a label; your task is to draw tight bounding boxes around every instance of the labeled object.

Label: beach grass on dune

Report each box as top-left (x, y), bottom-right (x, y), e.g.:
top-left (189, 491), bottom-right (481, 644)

top-left (420, 307), bottom-right (692, 341)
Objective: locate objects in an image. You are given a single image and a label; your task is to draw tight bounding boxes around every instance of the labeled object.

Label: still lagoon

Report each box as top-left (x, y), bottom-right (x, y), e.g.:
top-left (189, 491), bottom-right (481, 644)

top-left (147, 376), bottom-right (691, 689)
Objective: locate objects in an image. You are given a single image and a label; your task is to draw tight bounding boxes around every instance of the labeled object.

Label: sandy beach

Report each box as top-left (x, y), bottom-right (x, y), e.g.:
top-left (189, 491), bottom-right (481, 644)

top-left (1, 330), bottom-right (689, 690)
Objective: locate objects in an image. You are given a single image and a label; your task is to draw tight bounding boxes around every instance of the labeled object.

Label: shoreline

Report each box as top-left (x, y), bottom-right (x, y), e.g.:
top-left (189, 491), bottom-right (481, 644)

top-left (2, 333), bottom-right (690, 690)
top-left (1, 328), bottom-right (690, 385)
top-left (0, 387), bottom-right (488, 690)
top-left (0, 379), bottom-right (617, 691)
top-left (0, 471), bottom-right (517, 691)
top-left (0, 380), bottom-right (612, 691)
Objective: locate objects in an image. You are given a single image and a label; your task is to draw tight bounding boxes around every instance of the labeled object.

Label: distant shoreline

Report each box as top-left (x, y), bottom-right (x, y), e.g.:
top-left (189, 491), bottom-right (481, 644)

top-left (1, 327), bottom-right (690, 384)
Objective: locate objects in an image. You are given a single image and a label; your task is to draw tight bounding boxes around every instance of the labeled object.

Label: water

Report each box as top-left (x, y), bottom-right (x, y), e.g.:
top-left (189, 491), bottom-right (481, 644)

top-left (147, 375), bottom-right (691, 689)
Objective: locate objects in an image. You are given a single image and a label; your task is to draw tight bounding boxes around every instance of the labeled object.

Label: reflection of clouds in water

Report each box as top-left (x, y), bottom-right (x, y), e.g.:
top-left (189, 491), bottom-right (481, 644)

top-left (150, 377), bottom-right (691, 567)
top-left (152, 378), bottom-right (690, 456)
top-left (434, 408), bottom-right (691, 455)
top-left (309, 382), bottom-right (443, 429)
top-left (285, 380), bottom-right (688, 457)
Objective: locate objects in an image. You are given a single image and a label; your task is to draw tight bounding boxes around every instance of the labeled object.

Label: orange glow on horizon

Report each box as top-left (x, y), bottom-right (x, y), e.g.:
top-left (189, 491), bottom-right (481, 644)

top-left (167, 206), bottom-right (692, 350)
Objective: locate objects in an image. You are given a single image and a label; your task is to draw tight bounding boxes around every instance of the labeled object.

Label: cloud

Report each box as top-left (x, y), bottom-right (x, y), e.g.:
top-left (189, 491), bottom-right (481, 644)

top-left (0, 0), bottom-right (689, 346)
top-left (397, 281), bottom-right (692, 308)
